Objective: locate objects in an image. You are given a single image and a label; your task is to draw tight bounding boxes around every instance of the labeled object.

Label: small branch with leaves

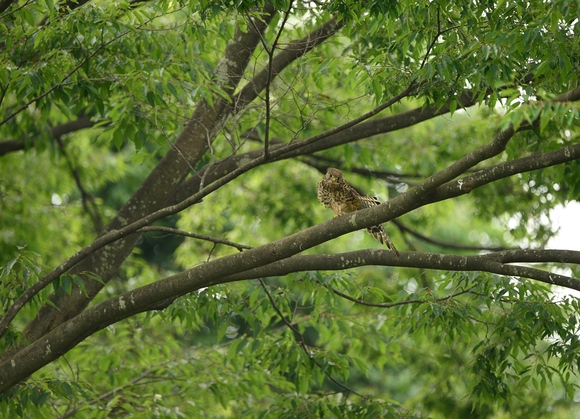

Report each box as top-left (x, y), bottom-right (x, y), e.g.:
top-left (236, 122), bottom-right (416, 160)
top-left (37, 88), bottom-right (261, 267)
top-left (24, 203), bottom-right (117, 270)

top-left (259, 278), bottom-right (365, 398)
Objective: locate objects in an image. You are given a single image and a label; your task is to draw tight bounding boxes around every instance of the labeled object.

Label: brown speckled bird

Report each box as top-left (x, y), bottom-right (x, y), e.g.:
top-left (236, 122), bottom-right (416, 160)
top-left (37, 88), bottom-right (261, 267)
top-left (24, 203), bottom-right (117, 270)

top-left (317, 168), bottom-right (399, 256)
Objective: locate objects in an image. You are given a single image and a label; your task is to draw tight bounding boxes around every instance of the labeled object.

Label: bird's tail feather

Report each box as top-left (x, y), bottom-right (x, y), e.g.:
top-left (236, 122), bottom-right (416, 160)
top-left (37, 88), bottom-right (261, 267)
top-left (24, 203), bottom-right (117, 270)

top-left (366, 226), bottom-right (400, 257)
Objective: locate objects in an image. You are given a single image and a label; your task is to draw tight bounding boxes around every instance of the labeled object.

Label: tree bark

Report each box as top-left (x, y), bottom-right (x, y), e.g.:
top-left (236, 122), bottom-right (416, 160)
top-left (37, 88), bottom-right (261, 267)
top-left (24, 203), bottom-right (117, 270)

top-left (19, 5), bottom-right (277, 345)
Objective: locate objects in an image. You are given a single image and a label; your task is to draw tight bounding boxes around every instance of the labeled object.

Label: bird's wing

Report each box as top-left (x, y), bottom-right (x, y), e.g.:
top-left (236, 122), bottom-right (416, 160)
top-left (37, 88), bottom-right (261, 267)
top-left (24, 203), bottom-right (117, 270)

top-left (356, 195), bottom-right (381, 209)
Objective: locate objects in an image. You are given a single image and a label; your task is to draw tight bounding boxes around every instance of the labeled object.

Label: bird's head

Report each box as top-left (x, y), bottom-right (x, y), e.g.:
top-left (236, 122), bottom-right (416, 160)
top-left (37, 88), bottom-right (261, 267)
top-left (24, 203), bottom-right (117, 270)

top-left (325, 168), bottom-right (343, 183)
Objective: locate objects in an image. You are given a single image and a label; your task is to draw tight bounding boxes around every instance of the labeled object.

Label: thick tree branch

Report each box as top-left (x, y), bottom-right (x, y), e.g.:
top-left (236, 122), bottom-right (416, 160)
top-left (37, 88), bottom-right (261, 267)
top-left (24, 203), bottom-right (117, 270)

top-left (16, 5), bottom-right (277, 345)
top-left (2, 246), bottom-right (578, 392)
top-left (223, 249), bottom-right (580, 290)
top-left (170, 90), bottom-right (477, 205)
top-left (0, 0), bottom-right (16, 14)
top-left (553, 86), bottom-right (580, 102)
top-left (422, 141), bottom-right (580, 207)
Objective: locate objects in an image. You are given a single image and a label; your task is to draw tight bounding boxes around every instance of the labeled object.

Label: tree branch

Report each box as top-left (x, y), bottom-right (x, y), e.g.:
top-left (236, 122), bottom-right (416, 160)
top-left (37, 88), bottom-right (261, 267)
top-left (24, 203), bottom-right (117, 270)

top-left (393, 219), bottom-right (512, 252)
top-left (0, 0), bottom-right (17, 14)
top-left (300, 155), bottom-right (421, 182)
top-left (171, 88), bottom-right (480, 204)
top-left (2, 247), bottom-right (579, 392)
top-left (0, 116), bottom-right (99, 157)
top-left (15, 5), bottom-right (277, 345)
top-left (328, 285), bottom-right (476, 309)
top-left (230, 15), bottom-right (344, 115)
top-left (259, 279), bottom-right (363, 397)
top-left (422, 141), bottom-right (580, 207)
top-left (139, 226), bottom-right (252, 252)
top-left (223, 249), bottom-right (580, 291)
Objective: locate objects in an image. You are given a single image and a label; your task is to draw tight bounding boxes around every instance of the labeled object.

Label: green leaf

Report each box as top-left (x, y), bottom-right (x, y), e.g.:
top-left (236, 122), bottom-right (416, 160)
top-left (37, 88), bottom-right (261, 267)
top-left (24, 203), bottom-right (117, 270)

top-left (72, 275), bottom-right (87, 296)
top-left (1, 256), bottom-right (19, 277)
top-left (61, 275), bottom-right (72, 295)
top-left (167, 82), bottom-right (179, 99)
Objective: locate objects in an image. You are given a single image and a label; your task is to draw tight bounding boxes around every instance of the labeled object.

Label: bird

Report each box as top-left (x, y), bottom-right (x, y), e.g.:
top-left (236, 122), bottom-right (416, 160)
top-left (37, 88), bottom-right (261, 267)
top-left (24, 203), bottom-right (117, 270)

top-left (317, 167), bottom-right (400, 256)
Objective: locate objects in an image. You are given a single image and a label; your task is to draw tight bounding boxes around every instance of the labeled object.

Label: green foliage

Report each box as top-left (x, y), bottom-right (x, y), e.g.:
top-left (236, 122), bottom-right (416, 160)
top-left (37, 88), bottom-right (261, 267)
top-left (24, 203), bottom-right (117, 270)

top-left (8, 268), bottom-right (579, 417)
top-left (2, 0), bottom-right (580, 417)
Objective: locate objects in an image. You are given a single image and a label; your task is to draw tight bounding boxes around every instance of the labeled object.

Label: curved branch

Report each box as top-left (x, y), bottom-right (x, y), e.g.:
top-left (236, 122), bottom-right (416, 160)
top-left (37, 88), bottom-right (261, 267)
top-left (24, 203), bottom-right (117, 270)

top-left (222, 249), bottom-right (580, 290)
top-left (1, 248), bottom-right (578, 392)
top-left (329, 285), bottom-right (476, 309)
top-left (423, 141), bottom-right (580, 207)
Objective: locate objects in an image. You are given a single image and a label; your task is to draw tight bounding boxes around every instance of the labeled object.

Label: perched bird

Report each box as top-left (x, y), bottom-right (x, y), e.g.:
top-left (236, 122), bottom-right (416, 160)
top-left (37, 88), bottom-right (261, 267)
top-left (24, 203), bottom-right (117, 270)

top-left (317, 168), bottom-right (399, 256)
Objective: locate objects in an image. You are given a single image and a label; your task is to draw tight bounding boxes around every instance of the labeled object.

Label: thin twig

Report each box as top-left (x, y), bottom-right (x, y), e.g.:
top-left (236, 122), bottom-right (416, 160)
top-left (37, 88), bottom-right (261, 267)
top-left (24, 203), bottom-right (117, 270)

top-left (0, 0), bottom-right (32, 18)
top-left (328, 285), bottom-right (476, 309)
top-left (139, 226), bottom-right (252, 252)
top-left (393, 219), bottom-right (512, 252)
top-left (54, 136), bottom-right (104, 233)
top-left (258, 279), bottom-right (364, 398)
top-left (419, 6), bottom-right (442, 70)
top-left (266, 2), bottom-right (292, 159)
top-left (247, 2), bottom-right (293, 160)
top-left (0, 30), bottom-right (131, 127)
top-left (300, 155), bottom-right (420, 182)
